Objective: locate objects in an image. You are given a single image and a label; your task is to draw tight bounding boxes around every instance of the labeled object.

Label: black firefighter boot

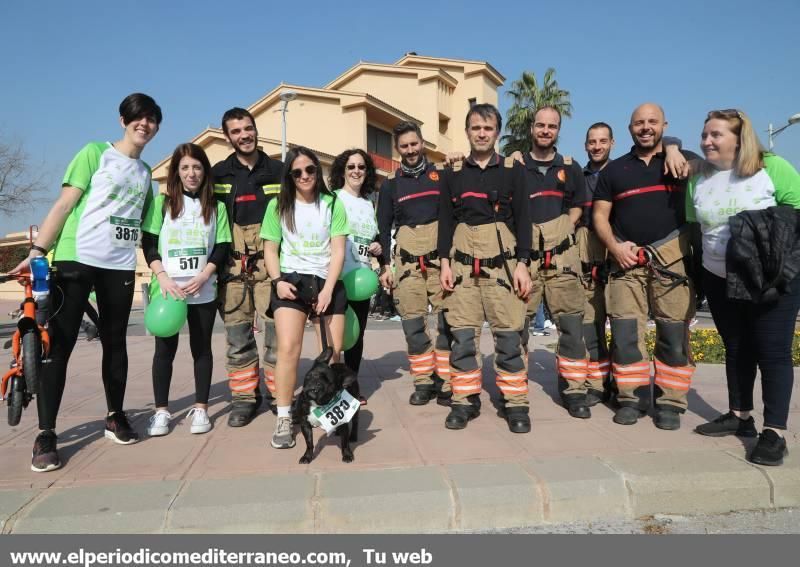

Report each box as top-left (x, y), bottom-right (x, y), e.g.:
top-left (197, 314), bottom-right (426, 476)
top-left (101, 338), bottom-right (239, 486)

top-left (504, 406), bottom-right (531, 433)
top-left (409, 384), bottom-right (437, 406)
top-left (228, 397), bottom-right (258, 427)
top-left (433, 374), bottom-right (452, 406)
top-left (445, 394), bottom-right (481, 430)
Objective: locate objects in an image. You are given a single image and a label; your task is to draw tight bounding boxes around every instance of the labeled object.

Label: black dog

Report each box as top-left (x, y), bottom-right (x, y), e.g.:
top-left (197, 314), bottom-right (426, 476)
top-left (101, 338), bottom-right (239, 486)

top-left (293, 347), bottom-right (360, 463)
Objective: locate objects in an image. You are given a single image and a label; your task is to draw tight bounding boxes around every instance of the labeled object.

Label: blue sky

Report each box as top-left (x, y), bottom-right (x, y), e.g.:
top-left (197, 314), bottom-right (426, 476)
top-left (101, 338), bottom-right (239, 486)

top-left (2, 0), bottom-right (799, 232)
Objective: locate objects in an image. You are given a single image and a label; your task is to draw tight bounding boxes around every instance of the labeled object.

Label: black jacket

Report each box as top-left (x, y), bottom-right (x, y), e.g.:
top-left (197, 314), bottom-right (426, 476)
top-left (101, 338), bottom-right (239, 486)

top-left (726, 205), bottom-right (800, 303)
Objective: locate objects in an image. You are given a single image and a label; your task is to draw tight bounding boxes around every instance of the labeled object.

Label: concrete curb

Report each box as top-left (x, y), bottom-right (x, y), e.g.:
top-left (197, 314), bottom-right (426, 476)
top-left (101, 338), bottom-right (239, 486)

top-left (2, 444), bottom-right (797, 533)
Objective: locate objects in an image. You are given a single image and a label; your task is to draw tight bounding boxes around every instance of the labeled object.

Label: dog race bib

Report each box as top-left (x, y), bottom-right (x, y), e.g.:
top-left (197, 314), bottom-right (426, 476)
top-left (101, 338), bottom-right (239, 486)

top-left (308, 389), bottom-right (360, 435)
top-left (109, 216), bottom-right (141, 248)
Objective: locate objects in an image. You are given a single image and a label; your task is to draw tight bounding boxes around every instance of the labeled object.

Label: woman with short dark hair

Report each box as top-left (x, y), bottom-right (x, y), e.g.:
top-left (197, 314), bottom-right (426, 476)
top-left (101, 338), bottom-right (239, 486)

top-left (11, 93), bottom-right (162, 472)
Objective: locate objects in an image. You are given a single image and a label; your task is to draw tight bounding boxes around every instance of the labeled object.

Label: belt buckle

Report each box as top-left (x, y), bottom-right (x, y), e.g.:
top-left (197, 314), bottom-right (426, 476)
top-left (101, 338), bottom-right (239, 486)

top-left (544, 250), bottom-right (552, 269)
top-left (472, 258), bottom-right (481, 278)
top-left (418, 257), bottom-right (427, 273)
top-left (637, 248), bottom-right (647, 266)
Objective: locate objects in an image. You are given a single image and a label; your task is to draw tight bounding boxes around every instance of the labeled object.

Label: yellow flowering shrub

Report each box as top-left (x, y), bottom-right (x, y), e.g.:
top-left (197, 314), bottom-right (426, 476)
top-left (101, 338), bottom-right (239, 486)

top-left (605, 329), bottom-right (800, 366)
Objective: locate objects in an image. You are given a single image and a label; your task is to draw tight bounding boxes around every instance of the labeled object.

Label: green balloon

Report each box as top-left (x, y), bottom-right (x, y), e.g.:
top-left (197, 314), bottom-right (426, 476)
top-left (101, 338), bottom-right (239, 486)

top-left (342, 268), bottom-right (379, 301)
top-left (145, 293), bottom-right (187, 337)
top-left (343, 306), bottom-right (360, 351)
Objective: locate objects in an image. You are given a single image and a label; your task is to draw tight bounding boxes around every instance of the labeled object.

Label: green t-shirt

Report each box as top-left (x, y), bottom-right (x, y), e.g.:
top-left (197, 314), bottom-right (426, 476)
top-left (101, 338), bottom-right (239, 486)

top-left (54, 142), bottom-right (154, 270)
top-left (260, 193), bottom-right (350, 279)
top-left (141, 194), bottom-right (232, 303)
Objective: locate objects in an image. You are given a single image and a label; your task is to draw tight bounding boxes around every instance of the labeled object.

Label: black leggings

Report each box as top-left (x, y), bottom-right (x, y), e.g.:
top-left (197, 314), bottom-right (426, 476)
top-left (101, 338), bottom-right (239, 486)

top-left (704, 269), bottom-right (800, 429)
top-left (344, 299), bottom-right (371, 374)
top-left (38, 261), bottom-right (135, 430)
top-left (152, 301), bottom-right (216, 407)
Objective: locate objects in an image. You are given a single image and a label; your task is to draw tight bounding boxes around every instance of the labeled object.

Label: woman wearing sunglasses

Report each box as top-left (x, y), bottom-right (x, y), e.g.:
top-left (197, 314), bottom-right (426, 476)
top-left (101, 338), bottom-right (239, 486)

top-left (262, 147), bottom-right (350, 449)
top-left (687, 109), bottom-right (800, 466)
top-left (329, 150), bottom-right (381, 404)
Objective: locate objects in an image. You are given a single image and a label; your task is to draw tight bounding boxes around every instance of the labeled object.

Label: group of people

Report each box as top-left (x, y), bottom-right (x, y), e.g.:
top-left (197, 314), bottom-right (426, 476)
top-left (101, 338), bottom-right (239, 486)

top-left (9, 90), bottom-right (799, 473)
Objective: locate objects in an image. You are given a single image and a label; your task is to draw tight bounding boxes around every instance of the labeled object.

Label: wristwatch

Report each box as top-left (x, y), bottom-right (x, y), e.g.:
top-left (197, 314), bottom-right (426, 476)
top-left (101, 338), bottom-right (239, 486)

top-left (517, 256), bottom-right (531, 267)
top-left (30, 244), bottom-right (48, 256)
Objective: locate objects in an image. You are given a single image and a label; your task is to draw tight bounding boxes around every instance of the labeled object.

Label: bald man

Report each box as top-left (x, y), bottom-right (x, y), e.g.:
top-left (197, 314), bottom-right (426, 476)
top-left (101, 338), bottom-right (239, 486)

top-left (592, 103), bottom-right (701, 431)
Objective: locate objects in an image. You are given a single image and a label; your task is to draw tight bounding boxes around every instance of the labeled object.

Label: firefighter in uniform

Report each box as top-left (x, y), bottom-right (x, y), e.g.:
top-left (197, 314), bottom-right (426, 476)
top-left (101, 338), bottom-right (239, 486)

top-left (518, 106), bottom-right (591, 419)
top-left (576, 122), bottom-right (616, 405)
top-left (211, 107), bottom-right (283, 427)
top-left (377, 121), bottom-right (453, 406)
top-left (439, 104), bottom-right (533, 433)
top-left (593, 103), bottom-right (699, 430)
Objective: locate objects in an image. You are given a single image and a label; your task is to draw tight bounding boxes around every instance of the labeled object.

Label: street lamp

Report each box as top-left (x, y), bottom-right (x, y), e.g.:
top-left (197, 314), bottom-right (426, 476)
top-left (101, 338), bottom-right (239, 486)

top-left (768, 113), bottom-right (800, 151)
top-left (279, 90), bottom-right (298, 161)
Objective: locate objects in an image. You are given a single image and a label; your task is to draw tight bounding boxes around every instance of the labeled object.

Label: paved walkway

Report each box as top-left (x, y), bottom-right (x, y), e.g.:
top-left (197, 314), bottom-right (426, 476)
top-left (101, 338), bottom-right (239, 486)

top-left (0, 312), bottom-right (798, 533)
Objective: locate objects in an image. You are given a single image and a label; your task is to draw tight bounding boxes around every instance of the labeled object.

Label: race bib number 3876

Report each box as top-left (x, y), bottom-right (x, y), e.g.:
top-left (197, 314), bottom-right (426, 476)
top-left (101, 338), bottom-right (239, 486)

top-left (109, 216), bottom-right (140, 248)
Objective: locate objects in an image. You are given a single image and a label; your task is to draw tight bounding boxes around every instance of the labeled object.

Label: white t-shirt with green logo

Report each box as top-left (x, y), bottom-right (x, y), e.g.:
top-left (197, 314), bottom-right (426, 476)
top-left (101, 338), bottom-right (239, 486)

top-left (686, 154), bottom-right (800, 278)
top-left (142, 194), bottom-right (232, 304)
top-left (335, 189), bottom-right (378, 274)
top-left (260, 193), bottom-right (349, 279)
top-left (54, 142), bottom-right (154, 270)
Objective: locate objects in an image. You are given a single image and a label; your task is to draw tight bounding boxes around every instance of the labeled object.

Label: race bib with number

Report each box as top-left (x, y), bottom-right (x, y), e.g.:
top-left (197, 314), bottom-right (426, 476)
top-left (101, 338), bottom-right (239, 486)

top-left (109, 216), bottom-right (140, 248)
top-left (308, 389), bottom-right (360, 435)
top-left (166, 247), bottom-right (208, 277)
top-left (353, 236), bottom-right (372, 264)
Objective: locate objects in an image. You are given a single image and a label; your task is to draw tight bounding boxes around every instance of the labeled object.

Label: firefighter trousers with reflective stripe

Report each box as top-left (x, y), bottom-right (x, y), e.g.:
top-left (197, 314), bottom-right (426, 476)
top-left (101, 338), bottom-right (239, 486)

top-left (606, 258), bottom-right (696, 410)
top-left (393, 223), bottom-right (450, 389)
top-left (576, 227), bottom-right (610, 393)
top-left (444, 223), bottom-right (528, 407)
top-left (219, 223), bottom-right (275, 401)
top-left (526, 216), bottom-right (588, 398)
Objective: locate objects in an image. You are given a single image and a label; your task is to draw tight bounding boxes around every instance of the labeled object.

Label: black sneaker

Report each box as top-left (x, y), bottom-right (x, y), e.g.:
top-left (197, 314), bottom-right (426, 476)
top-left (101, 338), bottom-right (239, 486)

top-left (695, 411), bottom-right (757, 438)
top-left (104, 412), bottom-right (139, 445)
top-left (31, 430), bottom-right (61, 473)
top-left (748, 429), bottom-right (788, 466)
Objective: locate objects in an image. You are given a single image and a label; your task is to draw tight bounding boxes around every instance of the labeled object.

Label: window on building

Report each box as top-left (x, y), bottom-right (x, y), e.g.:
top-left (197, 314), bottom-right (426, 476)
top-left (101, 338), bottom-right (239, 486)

top-left (367, 125), bottom-right (392, 158)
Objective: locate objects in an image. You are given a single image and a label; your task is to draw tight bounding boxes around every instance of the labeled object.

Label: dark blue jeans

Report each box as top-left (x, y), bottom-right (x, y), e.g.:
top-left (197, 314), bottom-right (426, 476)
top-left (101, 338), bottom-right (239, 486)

top-left (704, 269), bottom-right (800, 429)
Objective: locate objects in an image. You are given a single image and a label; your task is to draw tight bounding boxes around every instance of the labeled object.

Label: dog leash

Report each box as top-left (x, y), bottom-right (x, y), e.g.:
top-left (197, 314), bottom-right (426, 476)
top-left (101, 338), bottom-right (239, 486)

top-left (311, 277), bottom-right (330, 353)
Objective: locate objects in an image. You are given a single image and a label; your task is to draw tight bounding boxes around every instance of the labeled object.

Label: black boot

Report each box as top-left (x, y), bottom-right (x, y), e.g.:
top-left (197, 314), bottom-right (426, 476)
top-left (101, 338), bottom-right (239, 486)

top-left (563, 395), bottom-right (591, 419)
top-left (654, 406), bottom-right (681, 430)
top-left (431, 374), bottom-right (452, 406)
top-left (585, 389), bottom-right (605, 407)
top-left (228, 399), bottom-right (258, 427)
top-left (409, 385), bottom-right (437, 406)
top-left (445, 404), bottom-right (480, 429)
top-left (504, 406), bottom-right (531, 433)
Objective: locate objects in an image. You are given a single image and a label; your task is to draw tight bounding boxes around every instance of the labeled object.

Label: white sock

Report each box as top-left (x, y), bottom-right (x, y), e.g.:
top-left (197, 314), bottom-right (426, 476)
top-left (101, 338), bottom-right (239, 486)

top-left (277, 406), bottom-right (291, 418)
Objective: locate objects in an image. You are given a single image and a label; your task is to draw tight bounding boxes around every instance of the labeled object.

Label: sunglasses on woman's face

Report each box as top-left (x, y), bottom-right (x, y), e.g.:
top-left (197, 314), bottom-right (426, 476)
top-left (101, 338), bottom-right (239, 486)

top-left (291, 165), bottom-right (317, 179)
top-left (708, 108), bottom-right (743, 119)
top-left (346, 164), bottom-right (366, 171)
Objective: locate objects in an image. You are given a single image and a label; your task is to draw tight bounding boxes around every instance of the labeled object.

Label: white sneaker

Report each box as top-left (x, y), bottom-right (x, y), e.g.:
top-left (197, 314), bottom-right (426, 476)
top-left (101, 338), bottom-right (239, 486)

top-left (187, 407), bottom-right (212, 434)
top-left (147, 410), bottom-right (171, 437)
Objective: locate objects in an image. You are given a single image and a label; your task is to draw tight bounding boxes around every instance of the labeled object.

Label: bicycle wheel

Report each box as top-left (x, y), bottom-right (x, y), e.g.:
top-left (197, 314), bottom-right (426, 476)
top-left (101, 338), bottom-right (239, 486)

top-left (7, 375), bottom-right (24, 426)
top-left (21, 330), bottom-right (41, 395)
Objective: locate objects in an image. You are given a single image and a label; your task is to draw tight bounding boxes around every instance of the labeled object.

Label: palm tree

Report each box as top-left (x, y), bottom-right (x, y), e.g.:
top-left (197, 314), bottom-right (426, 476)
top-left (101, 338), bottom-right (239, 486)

top-left (501, 68), bottom-right (573, 155)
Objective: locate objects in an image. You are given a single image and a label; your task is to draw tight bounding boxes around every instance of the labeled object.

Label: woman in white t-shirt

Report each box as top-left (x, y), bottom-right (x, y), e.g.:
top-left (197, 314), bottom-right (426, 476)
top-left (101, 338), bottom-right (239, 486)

top-left (330, 149), bottom-right (381, 403)
top-left (141, 143), bottom-right (231, 437)
top-left (10, 93), bottom-right (161, 473)
top-left (262, 147), bottom-right (350, 450)
top-left (687, 109), bottom-right (800, 466)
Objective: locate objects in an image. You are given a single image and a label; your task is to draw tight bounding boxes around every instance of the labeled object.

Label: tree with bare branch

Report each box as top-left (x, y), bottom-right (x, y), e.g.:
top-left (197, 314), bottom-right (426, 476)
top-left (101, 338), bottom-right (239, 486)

top-left (0, 136), bottom-right (46, 215)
